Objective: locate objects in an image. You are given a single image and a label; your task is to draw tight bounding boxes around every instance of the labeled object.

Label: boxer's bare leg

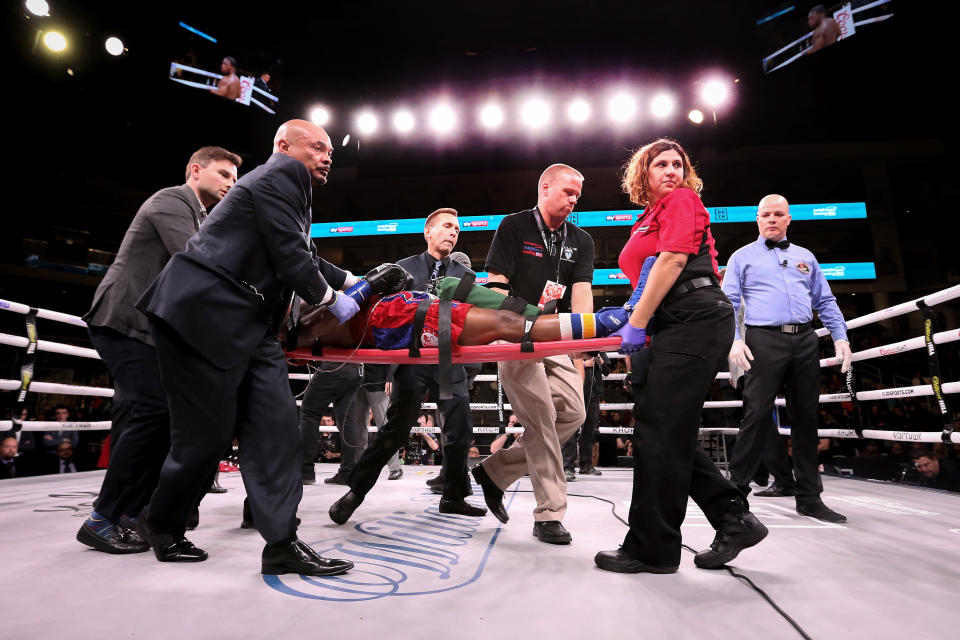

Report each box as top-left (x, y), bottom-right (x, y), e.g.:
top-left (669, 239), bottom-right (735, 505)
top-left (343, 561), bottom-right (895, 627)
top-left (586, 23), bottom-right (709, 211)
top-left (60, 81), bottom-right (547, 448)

top-left (459, 309), bottom-right (561, 345)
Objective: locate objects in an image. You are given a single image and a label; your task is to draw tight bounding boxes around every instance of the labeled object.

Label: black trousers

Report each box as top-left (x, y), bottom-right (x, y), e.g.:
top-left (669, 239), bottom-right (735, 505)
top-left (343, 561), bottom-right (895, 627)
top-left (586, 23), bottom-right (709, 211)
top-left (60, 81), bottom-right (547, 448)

top-left (147, 319), bottom-right (301, 544)
top-left (623, 288), bottom-right (741, 568)
top-left (562, 367), bottom-right (602, 470)
top-left (88, 327), bottom-right (173, 522)
top-left (299, 363), bottom-right (366, 474)
top-left (729, 327), bottom-right (822, 503)
top-left (348, 364), bottom-right (472, 499)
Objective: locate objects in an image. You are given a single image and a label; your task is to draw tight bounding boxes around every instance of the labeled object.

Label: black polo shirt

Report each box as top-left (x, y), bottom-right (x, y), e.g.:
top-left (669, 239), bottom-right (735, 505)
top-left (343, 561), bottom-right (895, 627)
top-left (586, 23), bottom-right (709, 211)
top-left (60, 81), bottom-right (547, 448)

top-left (485, 207), bottom-right (595, 313)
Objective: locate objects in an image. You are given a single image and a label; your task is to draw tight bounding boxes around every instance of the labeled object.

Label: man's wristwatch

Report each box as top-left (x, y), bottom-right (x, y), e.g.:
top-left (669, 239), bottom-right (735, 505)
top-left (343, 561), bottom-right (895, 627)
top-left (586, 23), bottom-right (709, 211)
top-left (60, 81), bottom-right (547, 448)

top-left (309, 290), bottom-right (339, 313)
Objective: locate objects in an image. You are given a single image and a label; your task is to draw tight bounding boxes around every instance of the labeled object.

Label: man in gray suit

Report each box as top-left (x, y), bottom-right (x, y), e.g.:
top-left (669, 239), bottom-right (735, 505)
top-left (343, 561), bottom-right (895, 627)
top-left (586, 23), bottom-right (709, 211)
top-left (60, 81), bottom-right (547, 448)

top-left (76, 146), bottom-right (241, 555)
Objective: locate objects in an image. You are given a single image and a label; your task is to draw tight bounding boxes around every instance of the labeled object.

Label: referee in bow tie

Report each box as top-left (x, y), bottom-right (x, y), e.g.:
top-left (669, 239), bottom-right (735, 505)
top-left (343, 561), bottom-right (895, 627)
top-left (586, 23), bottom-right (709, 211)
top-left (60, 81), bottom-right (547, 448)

top-left (721, 194), bottom-right (853, 523)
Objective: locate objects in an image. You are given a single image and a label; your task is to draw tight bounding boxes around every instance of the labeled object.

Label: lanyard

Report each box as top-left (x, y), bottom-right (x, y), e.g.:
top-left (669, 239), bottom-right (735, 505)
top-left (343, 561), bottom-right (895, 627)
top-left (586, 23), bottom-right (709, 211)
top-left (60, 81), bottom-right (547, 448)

top-left (533, 209), bottom-right (567, 283)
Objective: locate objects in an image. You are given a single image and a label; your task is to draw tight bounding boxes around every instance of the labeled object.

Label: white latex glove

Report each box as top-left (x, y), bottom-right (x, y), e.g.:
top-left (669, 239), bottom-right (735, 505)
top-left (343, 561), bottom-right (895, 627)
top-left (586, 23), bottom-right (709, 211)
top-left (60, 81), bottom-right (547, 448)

top-left (729, 339), bottom-right (754, 371)
top-left (834, 339), bottom-right (852, 373)
top-left (341, 271), bottom-right (360, 289)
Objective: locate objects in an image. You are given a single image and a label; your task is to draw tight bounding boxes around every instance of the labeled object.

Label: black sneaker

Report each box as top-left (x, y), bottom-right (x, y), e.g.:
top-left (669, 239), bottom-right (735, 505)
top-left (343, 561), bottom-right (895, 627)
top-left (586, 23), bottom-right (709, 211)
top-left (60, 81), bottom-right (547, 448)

top-left (694, 498), bottom-right (768, 569)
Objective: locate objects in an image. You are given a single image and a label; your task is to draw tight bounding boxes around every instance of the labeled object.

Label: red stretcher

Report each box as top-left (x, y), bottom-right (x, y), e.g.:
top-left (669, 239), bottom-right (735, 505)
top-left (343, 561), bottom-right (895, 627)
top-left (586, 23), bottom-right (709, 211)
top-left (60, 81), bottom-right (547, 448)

top-left (287, 337), bottom-right (622, 364)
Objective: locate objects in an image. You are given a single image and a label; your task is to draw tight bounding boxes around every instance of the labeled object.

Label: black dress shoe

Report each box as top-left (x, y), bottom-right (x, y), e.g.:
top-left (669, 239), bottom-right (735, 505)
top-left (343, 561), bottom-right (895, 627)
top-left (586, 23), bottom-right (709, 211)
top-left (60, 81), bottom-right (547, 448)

top-left (438, 498), bottom-right (488, 517)
top-left (695, 500), bottom-right (769, 569)
top-left (303, 467), bottom-right (317, 485)
top-left (324, 471), bottom-right (348, 485)
top-left (426, 474), bottom-right (443, 487)
top-left (329, 490), bottom-right (363, 525)
top-left (241, 497), bottom-right (256, 529)
top-left (388, 468), bottom-right (403, 480)
top-left (533, 520), bottom-right (572, 545)
top-left (594, 548), bottom-right (678, 574)
top-left (207, 471), bottom-right (227, 493)
top-left (754, 483), bottom-right (795, 497)
top-left (262, 539), bottom-right (354, 576)
top-left (77, 520), bottom-right (150, 554)
top-left (797, 501), bottom-right (847, 523)
top-left (154, 537), bottom-right (208, 562)
top-left (471, 464), bottom-right (508, 524)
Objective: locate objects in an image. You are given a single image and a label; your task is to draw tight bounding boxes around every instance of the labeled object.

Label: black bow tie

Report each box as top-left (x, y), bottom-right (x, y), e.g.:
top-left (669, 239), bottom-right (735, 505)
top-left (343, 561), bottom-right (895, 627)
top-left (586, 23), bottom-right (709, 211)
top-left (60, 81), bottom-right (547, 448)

top-left (765, 238), bottom-right (790, 250)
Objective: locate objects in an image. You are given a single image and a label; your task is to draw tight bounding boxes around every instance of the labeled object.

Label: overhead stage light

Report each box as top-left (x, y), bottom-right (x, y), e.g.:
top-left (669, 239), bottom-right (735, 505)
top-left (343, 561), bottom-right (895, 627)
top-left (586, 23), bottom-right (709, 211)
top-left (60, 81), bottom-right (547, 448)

top-left (309, 106), bottom-right (331, 126)
top-left (650, 93), bottom-right (675, 118)
top-left (607, 93), bottom-right (637, 123)
top-left (356, 111), bottom-right (378, 135)
top-left (42, 31), bottom-right (67, 52)
top-left (479, 103), bottom-right (504, 129)
top-left (26, 0), bottom-right (49, 17)
top-left (342, 134), bottom-right (351, 147)
top-left (688, 109), bottom-right (704, 124)
top-left (521, 98), bottom-right (550, 129)
top-left (104, 37), bottom-right (124, 56)
top-left (429, 104), bottom-right (456, 134)
top-left (567, 99), bottom-right (591, 124)
top-left (702, 79), bottom-right (730, 107)
top-left (393, 109), bottom-right (415, 134)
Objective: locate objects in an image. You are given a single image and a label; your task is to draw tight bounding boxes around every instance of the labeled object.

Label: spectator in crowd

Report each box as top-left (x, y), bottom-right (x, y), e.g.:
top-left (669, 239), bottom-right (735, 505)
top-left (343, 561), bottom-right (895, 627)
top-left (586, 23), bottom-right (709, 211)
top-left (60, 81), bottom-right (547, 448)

top-left (42, 405), bottom-right (79, 455)
top-left (911, 448), bottom-right (960, 492)
top-left (47, 442), bottom-right (82, 474)
top-left (490, 414), bottom-right (522, 453)
top-left (1, 436), bottom-right (21, 479)
top-left (316, 415), bottom-right (342, 464)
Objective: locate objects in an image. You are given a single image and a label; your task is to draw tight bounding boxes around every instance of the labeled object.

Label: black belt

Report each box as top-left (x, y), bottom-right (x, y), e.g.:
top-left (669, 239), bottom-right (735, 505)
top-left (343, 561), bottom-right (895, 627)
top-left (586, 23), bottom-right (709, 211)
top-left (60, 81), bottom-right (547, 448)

top-left (746, 323), bottom-right (812, 334)
top-left (665, 276), bottom-right (718, 302)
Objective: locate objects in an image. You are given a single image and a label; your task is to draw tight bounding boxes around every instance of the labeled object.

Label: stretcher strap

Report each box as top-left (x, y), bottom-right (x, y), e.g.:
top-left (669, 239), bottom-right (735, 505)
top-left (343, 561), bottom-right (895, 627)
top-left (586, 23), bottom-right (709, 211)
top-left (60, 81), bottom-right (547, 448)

top-left (408, 298), bottom-right (432, 358)
top-left (521, 317), bottom-right (535, 353)
top-left (451, 272), bottom-right (475, 302)
top-left (437, 300), bottom-right (453, 400)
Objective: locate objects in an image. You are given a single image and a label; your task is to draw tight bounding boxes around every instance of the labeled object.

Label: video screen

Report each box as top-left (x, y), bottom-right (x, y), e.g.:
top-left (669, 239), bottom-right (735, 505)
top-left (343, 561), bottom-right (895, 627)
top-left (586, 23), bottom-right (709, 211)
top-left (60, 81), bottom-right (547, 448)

top-left (168, 21), bottom-right (279, 114)
top-left (758, 1), bottom-right (895, 73)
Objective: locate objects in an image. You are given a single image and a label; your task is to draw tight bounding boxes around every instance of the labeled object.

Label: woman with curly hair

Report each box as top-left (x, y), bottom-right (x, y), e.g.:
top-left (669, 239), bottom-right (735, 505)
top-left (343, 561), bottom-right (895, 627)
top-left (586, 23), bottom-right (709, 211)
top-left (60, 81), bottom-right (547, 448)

top-left (595, 139), bottom-right (768, 574)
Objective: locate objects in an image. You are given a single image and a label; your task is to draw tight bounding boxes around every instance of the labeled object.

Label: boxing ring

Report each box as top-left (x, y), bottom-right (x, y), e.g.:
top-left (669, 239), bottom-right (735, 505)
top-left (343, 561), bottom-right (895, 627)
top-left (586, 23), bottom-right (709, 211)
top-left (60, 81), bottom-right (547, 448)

top-left (1, 286), bottom-right (958, 639)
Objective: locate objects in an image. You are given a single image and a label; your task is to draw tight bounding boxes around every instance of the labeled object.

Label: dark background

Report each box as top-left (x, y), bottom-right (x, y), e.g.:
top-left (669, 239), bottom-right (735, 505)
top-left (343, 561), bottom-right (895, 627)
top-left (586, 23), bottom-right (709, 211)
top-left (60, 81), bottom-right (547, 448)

top-left (1, 0), bottom-right (953, 321)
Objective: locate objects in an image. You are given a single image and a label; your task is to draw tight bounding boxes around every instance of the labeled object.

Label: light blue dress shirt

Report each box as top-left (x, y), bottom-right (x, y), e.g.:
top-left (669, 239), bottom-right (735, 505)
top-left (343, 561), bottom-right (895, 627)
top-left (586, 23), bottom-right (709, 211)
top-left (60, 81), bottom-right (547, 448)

top-left (721, 236), bottom-right (848, 342)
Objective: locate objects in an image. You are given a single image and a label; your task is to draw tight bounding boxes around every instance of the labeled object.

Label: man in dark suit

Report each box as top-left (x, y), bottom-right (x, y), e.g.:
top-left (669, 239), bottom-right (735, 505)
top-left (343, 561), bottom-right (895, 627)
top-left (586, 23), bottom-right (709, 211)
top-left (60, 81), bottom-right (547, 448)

top-left (77, 146), bottom-right (241, 555)
top-left (329, 208), bottom-right (487, 523)
top-left (136, 120), bottom-right (358, 576)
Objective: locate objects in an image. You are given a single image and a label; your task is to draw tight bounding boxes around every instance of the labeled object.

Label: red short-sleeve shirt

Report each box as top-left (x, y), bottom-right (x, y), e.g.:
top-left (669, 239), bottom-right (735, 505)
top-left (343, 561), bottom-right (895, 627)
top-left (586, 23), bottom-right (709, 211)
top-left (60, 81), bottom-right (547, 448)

top-left (617, 188), bottom-right (720, 289)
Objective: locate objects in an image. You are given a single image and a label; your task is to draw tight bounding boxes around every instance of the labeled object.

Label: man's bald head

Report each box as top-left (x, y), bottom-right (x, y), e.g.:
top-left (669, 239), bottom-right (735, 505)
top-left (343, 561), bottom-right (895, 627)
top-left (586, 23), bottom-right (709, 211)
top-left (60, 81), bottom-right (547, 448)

top-left (273, 119), bottom-right (333, 186)
top-left (537, 163), bottom-right (584, 225)
top-left (757, 193), bottom-right (791, 242)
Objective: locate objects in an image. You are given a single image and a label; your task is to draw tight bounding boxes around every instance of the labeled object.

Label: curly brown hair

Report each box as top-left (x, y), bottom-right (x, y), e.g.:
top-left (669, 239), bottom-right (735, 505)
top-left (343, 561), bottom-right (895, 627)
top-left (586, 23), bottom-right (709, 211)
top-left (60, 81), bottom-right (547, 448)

top-left (621, 138), bottom-right (703, 208)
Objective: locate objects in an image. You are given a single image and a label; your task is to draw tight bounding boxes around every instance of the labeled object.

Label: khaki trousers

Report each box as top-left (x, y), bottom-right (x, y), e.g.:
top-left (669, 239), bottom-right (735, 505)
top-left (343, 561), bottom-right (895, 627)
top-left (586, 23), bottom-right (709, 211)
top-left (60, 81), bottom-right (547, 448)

top-left (484, 355), bottom-right (585, 521)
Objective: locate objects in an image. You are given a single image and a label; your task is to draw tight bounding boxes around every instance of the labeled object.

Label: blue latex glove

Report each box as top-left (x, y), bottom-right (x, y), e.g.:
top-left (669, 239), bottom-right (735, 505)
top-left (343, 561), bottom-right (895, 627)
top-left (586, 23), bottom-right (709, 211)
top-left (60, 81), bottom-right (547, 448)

top-left (327, 291), bottom-right (360, 324)
top-left (613, 323), bottom-right (647, 354)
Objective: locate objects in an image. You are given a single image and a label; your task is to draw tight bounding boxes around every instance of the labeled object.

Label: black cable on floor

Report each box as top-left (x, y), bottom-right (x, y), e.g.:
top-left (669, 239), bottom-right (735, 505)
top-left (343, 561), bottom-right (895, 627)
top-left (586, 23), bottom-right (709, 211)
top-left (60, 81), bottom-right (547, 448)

top-left (550, 490), bottom-right (814, 640)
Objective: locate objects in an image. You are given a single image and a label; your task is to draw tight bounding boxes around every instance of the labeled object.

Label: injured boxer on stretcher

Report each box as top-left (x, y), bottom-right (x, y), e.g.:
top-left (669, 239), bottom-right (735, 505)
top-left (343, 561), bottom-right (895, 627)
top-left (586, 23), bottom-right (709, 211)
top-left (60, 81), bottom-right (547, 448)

top-left (285, 263), bottom-right (637, 351)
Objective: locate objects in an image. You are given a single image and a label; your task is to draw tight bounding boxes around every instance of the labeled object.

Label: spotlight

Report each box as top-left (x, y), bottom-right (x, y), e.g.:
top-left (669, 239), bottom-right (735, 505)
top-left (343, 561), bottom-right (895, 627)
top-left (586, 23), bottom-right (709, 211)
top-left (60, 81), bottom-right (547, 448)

top-left (567, 99), bottom-right (591, 124)
top-left (356, 111), bottom-right (378, 135)
top-left (688, 109), bottom-right (704, 124)
top-left (650, 93), bottom-right (675, 118)
top-left (104, 36), bottom-right (124, 56)
top-left (42, 31), bottom-right (67, 52)
top-left (342, 134), bottom-right (351, 147)
top-left (393, 109), bottom-right (415, 134)
top-left (429, 104), bottom-right (456, 134)
top-left (607, 93), bottom-right (637, 122)
top-left (25, 0), bottom-right (49, 17)
top-left (520, 98), bottom-right (550, 129)
top-left (479, 103), bottom-right (504, 129)
top-left (702, 79), bottom-right (730, 107)
top-left (309, 106), bottom-right (331, 126)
